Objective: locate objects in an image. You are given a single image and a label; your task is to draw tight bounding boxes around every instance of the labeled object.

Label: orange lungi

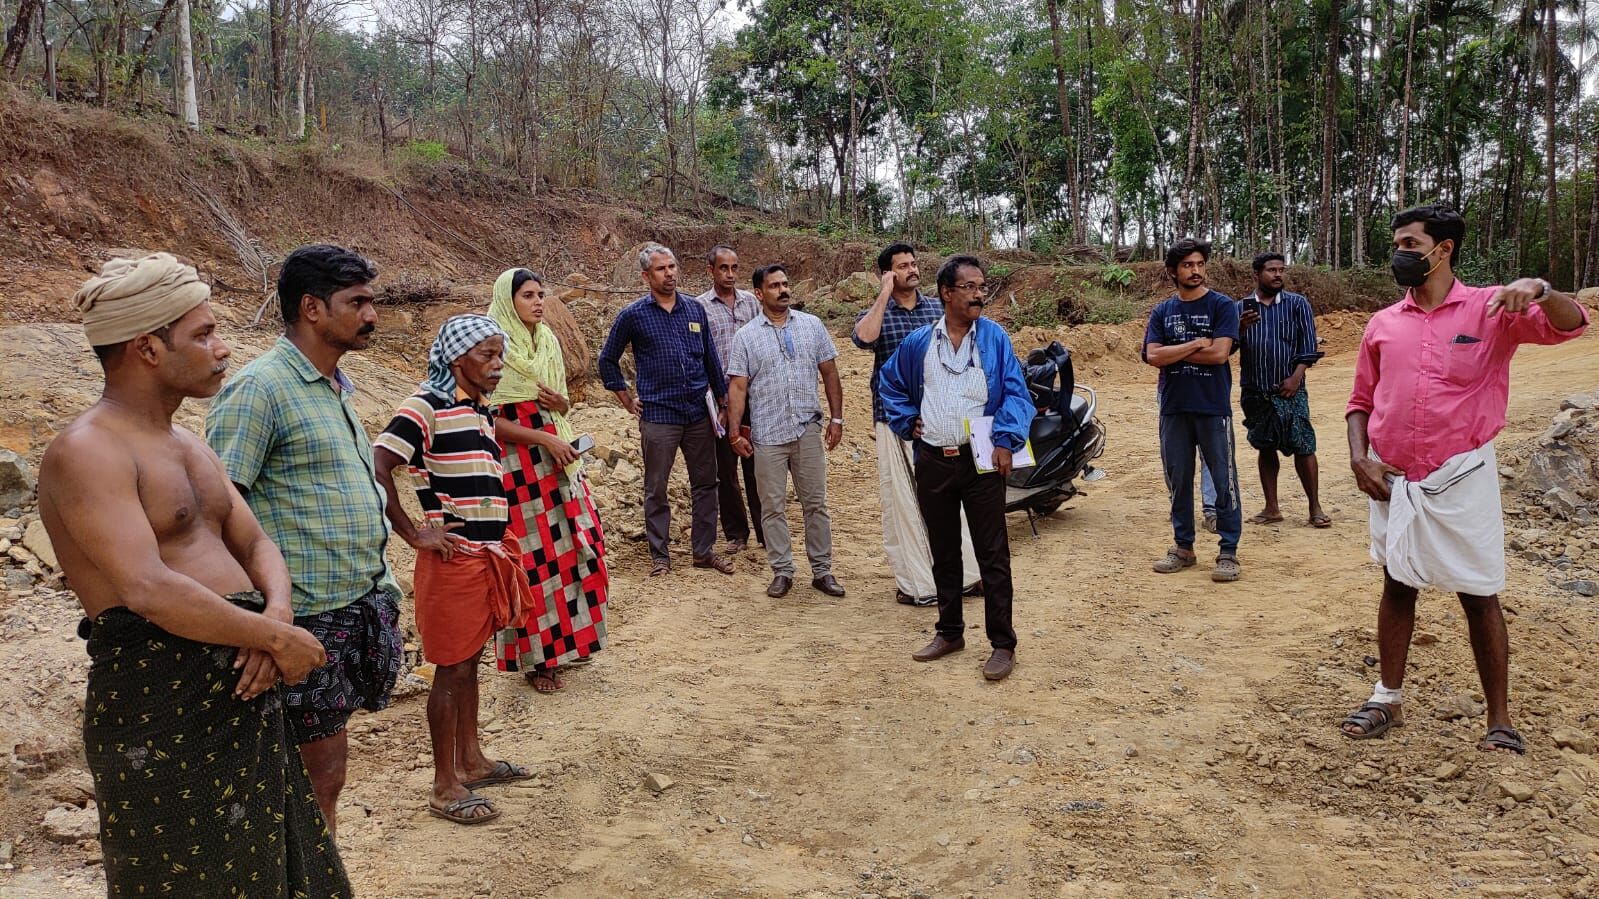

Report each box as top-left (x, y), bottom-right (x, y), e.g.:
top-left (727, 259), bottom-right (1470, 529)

top-left (413, 532), bottom-right (532, 666)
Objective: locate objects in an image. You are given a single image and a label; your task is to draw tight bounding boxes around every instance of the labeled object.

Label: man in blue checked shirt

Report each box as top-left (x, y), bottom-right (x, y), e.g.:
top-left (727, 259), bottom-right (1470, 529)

top-left (598, 243), bottom-right (735, 577)
top-left (1233, 252), bottom-right (1328, 529)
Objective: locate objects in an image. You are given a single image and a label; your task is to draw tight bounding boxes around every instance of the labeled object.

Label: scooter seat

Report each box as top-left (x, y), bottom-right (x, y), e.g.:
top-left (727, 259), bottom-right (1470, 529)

top-left (1031, 411), bottom-right (1065, 443)
top-left (1068, 393), bottom-right (1089, 426)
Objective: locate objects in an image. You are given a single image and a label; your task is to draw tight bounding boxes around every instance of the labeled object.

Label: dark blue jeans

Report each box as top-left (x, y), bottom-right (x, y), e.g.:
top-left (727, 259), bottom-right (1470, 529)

top-left (1160, 413), bottom-right (1241, 554)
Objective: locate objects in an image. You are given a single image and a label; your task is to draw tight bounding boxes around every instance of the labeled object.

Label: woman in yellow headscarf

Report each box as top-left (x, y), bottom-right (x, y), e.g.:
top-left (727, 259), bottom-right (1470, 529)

top-left (488, 268), bottom-right (609, 695)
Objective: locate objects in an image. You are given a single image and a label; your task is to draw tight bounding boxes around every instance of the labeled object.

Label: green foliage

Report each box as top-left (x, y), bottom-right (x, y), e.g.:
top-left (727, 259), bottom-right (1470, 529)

top-left (1079, 286), bottom-right (1140, 325)
top-left (1008, 291), bottom-right (1062, 329)
top-left (1099, 264), bottom-right (1134, 290)
top-left (400, 140), bottom-right (449, 164)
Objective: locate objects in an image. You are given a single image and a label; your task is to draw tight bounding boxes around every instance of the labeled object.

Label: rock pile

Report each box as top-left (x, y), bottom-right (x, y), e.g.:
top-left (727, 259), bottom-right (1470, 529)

top-left (0, 454), bottom-right (60, 592)
top-left (569, 402), bottom-right (693, 543)
top-left (1501, 385), bottom-right (1599, 597)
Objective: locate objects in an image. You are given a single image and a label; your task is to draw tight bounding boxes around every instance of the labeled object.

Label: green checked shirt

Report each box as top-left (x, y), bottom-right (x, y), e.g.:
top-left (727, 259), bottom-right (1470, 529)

top-left (206, 337), bottom-right (396, 616)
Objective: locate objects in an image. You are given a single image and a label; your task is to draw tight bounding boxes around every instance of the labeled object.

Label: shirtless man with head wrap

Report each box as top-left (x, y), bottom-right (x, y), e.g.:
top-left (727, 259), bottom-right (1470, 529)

top-left (38, 252), bottom-right (349, 896)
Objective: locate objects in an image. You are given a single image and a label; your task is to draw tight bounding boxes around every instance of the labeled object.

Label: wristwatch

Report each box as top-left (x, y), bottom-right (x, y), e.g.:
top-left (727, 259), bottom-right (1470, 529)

top-left (830, 418), bottom-right (844, 425)
top-left (1533, 278), bottom-right (1551, 299)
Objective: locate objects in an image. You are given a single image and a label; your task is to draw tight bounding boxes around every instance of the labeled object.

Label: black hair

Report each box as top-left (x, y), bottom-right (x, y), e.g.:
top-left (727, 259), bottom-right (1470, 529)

top-left (277, 244), bottom-right (378, 326)
top-left (1390, 204), bottom-right (1465, 264)
top-left (752, 264), bottom-right (787, 290)
top-left (510, 269), bottom-right (542, 295)
top-left (1164, 238), bottom-right (1212, 272)
top-left (92, 324), bottom-right (174, 365)
top-left (707, 245), bottom-right (737, 266)
top-left (1252, 252), bottom-right (1286, 273)
top-left (876, 242), bottom-right (916, 273)
top-left (935, 254), bottom-right (985, 295)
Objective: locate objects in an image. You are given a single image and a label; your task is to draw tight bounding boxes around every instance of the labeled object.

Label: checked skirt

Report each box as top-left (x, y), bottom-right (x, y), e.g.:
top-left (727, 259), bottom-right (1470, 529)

top-left (494, 400), bottom-right (610, 671)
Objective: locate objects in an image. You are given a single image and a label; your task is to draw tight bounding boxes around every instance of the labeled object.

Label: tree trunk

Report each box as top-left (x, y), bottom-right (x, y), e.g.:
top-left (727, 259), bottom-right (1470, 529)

top-left (291, 0), bottom-right (312, 139)
top-left (1317, 0), bottom-right (1340, 266)
top-left (127, 0), bottom-right (179, 96)
top-left (269, 0), bottom-right (287, 128)
top-left (1397, 8), bottom-right (1415, 209)
top-left (1178, 0), bottom-right (1204, 234)
top-left (176, 0), bottom-right (199, 130)
top-left (1542, 0), bottom-right (1557, 278)
top-left (1, 0), bottom-right (43, 76)
top-left (1585, 127), bottom-right (1599, 287)
top-left (1575, 0), bottom-right (1589, 286)
top-left (1046, 0), bottom-right (1082, 242)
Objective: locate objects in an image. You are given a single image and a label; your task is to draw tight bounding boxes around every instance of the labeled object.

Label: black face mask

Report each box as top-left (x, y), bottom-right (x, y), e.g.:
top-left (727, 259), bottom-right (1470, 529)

top-left (1391, 245), bottom-right (1444, 287)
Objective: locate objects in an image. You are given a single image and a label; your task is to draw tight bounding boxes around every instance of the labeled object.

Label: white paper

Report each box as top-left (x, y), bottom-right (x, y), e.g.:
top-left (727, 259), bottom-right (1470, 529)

top-left (706, 389), bottom-right (726, 437)
top-left (966, 416), bottom-right (1034, 473)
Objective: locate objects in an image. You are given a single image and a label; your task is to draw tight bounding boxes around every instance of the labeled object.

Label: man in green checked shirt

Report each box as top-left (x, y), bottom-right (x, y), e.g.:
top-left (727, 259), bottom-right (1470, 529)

top-left (206, 244), bottom-right (404, 838)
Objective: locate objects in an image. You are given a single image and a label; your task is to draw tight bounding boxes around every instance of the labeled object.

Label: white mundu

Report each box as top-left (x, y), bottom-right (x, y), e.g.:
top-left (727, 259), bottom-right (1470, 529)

top-left (1368, 443), bottom-right (1505, 596)
top-left (875, 421), bottom-right (979, 598)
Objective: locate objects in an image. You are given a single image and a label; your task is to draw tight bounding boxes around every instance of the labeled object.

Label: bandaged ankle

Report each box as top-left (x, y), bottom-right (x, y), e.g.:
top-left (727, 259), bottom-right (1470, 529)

top-left (1367, 681), bottom-right (1402, 706)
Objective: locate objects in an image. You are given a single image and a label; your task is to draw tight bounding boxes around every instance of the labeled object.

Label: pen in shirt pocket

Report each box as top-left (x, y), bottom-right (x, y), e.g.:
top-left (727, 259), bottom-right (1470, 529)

top-left (1451, 334), bottom-right (1482, 344)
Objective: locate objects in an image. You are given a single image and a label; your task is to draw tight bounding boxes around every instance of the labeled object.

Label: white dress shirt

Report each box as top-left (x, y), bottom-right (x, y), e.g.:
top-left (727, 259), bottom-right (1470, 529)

top-left (919, 316), bottom-right (988, 446)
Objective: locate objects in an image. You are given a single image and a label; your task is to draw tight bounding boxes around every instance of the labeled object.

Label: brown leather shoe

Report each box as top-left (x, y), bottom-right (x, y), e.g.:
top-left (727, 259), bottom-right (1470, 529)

top-left (811, 574), bottom-right (845, 596)
top-left (692, 553), bottom-right (735, 574)
top-left (912, 635), bottom-right (966, 662)
top-left (983, 648), bottom-right (1015, 681)
top-left (766, 575), bottom-right (792, 597)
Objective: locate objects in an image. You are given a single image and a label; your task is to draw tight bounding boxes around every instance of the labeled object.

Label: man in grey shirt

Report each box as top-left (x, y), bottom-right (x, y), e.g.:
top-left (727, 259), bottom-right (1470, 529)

top-left (726, 264), bottom-right (846, 599)
top-left (695, 245), bottom-right (764, 553)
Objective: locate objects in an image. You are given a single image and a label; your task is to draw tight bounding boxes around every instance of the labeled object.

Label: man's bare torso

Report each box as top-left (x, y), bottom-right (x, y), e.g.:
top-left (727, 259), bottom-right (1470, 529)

top-left (40, 404), bottom-right (254, 618)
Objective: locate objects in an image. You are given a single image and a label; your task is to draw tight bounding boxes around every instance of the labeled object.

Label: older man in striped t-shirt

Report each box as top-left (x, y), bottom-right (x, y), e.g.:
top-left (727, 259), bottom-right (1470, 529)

top-left (375, 314), bottom-right (535, 826)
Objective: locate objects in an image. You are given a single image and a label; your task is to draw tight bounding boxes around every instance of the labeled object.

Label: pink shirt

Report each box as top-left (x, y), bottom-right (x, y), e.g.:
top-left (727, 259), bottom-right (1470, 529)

top-left (1346, 280), bottom-right (1588, 480)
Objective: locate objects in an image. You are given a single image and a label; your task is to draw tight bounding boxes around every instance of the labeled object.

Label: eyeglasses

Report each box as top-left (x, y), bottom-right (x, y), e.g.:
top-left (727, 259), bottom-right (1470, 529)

top-left (954, 282), bottom-right (987, 293)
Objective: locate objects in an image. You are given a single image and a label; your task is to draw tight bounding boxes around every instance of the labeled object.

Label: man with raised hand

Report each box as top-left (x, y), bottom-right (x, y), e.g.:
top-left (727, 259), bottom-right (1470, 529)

top-left (1340, 204), bottom-right (1587, 755)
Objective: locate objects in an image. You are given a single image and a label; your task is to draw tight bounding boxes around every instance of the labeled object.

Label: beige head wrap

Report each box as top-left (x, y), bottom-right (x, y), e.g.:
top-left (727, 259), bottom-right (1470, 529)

top-left (74, 253), bottom-right (211, 346)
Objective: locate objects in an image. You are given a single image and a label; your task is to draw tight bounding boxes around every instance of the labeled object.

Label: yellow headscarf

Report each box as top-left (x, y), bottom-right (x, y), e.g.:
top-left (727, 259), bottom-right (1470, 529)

top-left (488, 268), bottom-right (581, 477)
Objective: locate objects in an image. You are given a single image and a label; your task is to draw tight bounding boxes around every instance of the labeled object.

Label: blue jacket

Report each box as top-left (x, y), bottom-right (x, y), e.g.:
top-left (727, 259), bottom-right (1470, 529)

top-left (877, 317), bottom-right (1035, 451)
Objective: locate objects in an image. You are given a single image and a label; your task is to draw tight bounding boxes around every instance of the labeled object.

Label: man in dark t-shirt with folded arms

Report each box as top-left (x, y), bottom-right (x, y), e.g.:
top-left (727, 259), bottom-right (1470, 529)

top-left (1142, 238), bottom-right (1244, 582)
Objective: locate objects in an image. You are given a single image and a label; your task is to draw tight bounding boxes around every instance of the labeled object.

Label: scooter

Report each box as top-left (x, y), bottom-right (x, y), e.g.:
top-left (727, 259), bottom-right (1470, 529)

top-left (1005, 341), bottom-right (1106, 534)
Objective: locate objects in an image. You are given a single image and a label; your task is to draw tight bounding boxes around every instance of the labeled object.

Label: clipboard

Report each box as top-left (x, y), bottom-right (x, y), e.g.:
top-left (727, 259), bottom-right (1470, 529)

top-left (965, 416), bottom-right (1034, 473)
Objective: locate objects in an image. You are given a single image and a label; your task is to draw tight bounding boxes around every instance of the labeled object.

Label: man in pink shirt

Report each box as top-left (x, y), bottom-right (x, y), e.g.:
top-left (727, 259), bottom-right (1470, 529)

top-left (1341, 204), bottom-right (1588, 755)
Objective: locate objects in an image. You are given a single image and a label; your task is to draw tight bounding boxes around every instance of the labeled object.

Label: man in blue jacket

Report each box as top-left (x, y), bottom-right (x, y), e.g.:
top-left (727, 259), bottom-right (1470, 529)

top-left (878, 255), bottom-right (1035, 681)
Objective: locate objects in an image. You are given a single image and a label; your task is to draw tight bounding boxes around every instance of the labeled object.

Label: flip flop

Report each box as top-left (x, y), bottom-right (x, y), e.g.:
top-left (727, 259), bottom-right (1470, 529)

top-left (649, 559), bottom-right (671, 577)
top-left (1340, 701), bottom-right (1402, 740)
top-left (463, 760), bottom-right (534, 790)
top-left (525, 668), bottom-right (564, 694)
top-left (1478, 725), bottom-right (1526, 755)
top-left (428, 794), bottom-right (501, 825)
top-left (1247, 512), bottom-right (1285, 525)
top-left (1310, 513), bottom-right (1333, 528)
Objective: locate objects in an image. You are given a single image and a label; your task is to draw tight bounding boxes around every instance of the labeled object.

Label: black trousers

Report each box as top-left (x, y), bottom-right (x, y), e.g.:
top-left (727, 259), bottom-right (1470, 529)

top-left (914, 442), bottom-right (1016, 650)
top-left (714, 416), bottom-right (764, 545)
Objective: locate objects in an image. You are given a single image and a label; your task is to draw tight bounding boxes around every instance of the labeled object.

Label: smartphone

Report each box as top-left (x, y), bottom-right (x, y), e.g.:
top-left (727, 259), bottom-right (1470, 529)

top-left (571, 434), bottom-right (595, 454)
top-left (1242, 295), bottom-right (1261, 317)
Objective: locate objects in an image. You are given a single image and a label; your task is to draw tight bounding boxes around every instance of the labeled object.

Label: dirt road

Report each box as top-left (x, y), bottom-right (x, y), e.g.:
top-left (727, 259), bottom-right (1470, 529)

top-left (4, 327), bottom-right (1598, 898)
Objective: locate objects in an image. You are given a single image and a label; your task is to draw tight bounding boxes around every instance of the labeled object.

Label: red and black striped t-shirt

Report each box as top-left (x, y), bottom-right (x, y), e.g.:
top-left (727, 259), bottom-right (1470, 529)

top-left (375, 392), bottom-right (508, 545)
